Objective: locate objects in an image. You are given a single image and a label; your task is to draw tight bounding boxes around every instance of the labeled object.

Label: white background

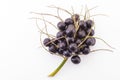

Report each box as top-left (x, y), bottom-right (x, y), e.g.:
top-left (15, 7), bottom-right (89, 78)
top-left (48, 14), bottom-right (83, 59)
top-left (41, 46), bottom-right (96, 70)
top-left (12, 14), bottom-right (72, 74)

top-left (0, 0), bottom-right (120, 80)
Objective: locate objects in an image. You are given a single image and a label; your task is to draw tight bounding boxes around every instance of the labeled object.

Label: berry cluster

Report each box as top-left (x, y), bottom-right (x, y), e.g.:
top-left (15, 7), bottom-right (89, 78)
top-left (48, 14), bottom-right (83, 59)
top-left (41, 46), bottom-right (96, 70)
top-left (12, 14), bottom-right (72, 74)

top-left (43, 14), bottom-right (96, 64)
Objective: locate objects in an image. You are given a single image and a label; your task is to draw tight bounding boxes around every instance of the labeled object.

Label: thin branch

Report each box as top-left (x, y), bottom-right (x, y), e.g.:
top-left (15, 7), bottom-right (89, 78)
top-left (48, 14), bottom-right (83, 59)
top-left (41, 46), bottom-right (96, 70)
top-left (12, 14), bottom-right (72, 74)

top-left (90, 49), bottom-right (113, 53)
top-left (30, 12), bottom-right (63, 21)
top-left (30, 17), bottom-right (58, 29)
top-left (85, 6), bottom-right (98, 15)
top-left (45, 36), bottom-right (65, 46)
top-left (71, 6), bottom-right (74, 15)
top-left (42, 16), bottom-right (48, 37)
top-left (90, 14), bottom-right (109, 18)
top-left (35, 19), bottom-right (55, 38)
top-left (48, 5), bottom-right (73, 15)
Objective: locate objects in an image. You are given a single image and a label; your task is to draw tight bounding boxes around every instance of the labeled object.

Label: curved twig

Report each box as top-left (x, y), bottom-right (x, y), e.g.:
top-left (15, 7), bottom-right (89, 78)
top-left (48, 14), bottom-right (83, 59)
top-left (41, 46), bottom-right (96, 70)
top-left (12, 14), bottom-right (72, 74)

top-left (35, 19), bottom-right (55, 38)
top-left (30, 12), bottom-right (63, 21)
top-left (90, 14), bottom-right (109, 18)
top-left (48, 5), bottom-right (73, 15)
top-left (30, 17), bottom-right (58, 29)
top-left (90, 49), bottom-right (113, 53)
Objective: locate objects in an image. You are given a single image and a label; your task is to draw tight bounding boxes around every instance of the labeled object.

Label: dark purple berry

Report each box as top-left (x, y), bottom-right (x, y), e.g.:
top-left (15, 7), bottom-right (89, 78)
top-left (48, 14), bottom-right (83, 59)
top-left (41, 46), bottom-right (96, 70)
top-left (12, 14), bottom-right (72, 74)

top-left (91, 38), bottom-right (96, 46)
top-left (63, 50), bottom-right (72, 57)
top-left (85, 38), bottom-right (96, 46)
top-left (58, 48), bottom-right (64, 55)
top-left (77, 30), bottom-right (86, 39)
top-left (49, 45), bottom-right (57, 53)
top-left (57, 22), bottom-right (66, 31)
top-left (65, 18), bottom-right (74, 25)
top-left (86, 20), bottom-right (94, 28)
top-left (43, 38), bottom-right (51, 47)
top-left (67, 37), bottom-right (75, 43)
top-left (58, 42), bottom-right (67, 49)
top-left (71, 55), bottom-right (81, 64)
top-left (56, 31), bottom-right (65, 38)
top-left (79, 20), bottom-right (87, 30)
top-left (75, 39), bottom-right (81, 45)
top-left (69, 43), bottom-right (78, 52)
top-left (74, 48), bottom-right (81, 54)
top-left (82, 47), bottom-right (90, 55)
top-left (66, 24), bottom-right (75, 37)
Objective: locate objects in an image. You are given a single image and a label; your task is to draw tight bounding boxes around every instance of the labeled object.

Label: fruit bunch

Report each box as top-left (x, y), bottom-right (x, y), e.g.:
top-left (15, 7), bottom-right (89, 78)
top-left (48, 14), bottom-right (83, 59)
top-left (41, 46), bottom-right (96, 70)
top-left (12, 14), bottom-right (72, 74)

top-left (43, 14), bottom-right (96, 64)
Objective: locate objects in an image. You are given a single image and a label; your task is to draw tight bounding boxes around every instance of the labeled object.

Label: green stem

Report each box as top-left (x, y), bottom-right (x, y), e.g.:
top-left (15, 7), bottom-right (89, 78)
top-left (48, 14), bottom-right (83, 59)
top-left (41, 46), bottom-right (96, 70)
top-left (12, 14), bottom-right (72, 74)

top-left (48, 58), bottom-right (68, 77)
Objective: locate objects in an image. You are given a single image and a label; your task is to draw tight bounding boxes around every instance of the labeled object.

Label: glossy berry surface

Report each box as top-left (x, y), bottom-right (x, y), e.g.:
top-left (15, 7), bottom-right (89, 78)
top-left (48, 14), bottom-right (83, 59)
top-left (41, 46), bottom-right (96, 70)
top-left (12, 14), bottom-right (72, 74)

top-left (65, 18), bottom-right (74, 25)
top-left (56, 31), bottom-right (65, 38)
top-left (82, 47), bottom-right (90, 55)
top-left (43, 38), bottom-right (51, 47)
top-left (75, 39), bottom-right (81, 45)
top-left (58, 42), bottom-right (67, 49)
top-left (63, 50), bottom-right (72, 57)
top-left (57, 22), bottom-right (66, 31)
top-left (57, 48), bottom-right (64, 55)
top-left (71, 55), bottom-right (81, 64)
top-left (86, 20), bottom-right (94, 28)
top-left (67, 37), bottom-right (75, 43)
top-left (79, 20), bottom-right (87, 30)
top-left (77, 30), bottom-right (86, 38)
top-left (85, 38), bottom-right (96, 46)
top-left (66, 24), bottom-right (75, 37)
top-left (69, 43), bottom-right (78, 52)
top-left (49, 45), bottom-right (57, 53)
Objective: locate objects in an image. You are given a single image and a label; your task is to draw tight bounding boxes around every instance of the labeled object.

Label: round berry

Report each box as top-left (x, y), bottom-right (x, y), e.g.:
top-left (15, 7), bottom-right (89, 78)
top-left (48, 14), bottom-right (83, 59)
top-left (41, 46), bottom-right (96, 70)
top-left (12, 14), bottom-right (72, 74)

top-left (57, 48), bottom-right (64, 55)
top-left (77, 30), bottom-right (86, 39)
top-left (57, 22), bottom-right (66, 31)
top-left (56, 31), bottom-right (65, 38)
top-left (67, 37), bottom-right (75, 43)
top-left (58, 42), bottom-right (67, 49)
top-left (85, 38), bottom-right (96, 46)
top-left (66, 24), bottom-right (75, 37)
top-left (69, 43), bottom-right (78, 52)
top-left (74, 48), bottom-right (81, 54)
top-left (49, 45), bottom-right (57, 53)
top-left (63, 50), bottom-right (72, 57)
top-left (86, 20), bottom-right (94, 28)
top-left (43, 38), bottom-right (51, 47)
top-left (71, 55), bottom-right (81, 64)
top-left (75, 39), bottom-right (81, 45)
top-left (65, 18), bottom-right (74, 25)
top-left (91, 38), bottom-right (96, 46)
top-left (82, 47), bottom-right (90, 55)
top-left (79, 20), bottom-right (87, 30)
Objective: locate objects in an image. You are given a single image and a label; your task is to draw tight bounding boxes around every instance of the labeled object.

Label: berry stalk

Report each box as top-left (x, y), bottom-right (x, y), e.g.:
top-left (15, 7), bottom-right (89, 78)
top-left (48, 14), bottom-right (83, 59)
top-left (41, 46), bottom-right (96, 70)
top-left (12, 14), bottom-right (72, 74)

top-left (48, 58), bottom-right (68, 77)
